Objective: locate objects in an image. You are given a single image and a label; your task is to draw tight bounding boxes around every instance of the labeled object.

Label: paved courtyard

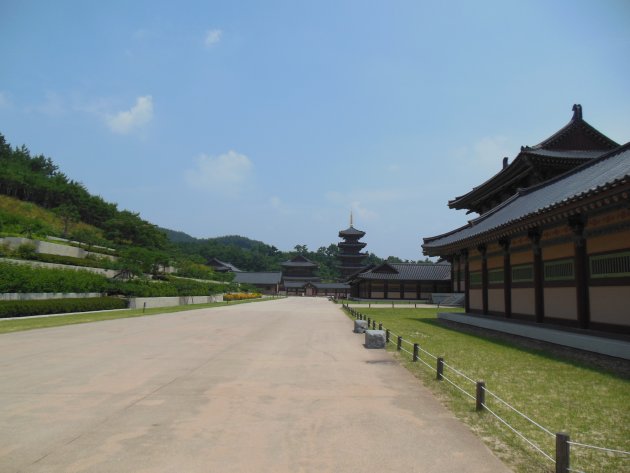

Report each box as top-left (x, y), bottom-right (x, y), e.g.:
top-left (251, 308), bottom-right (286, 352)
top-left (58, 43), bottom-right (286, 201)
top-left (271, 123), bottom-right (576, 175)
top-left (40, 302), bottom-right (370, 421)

top-left (0, 297), bottom-right (511, 472)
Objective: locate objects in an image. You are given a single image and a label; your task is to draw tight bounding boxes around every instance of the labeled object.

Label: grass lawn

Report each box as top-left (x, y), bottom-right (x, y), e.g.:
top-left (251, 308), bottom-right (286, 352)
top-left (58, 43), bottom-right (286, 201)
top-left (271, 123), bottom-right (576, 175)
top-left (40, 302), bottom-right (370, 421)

top-left (0, 297), bottom-right (272, 335)
top-left (349, 307), bottom-right (630, 473)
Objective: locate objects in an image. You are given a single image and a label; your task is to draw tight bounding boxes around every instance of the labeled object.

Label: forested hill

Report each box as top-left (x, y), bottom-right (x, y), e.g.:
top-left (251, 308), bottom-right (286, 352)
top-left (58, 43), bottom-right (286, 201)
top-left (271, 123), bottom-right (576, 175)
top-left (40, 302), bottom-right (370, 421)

top-left (0, 133), bottom-right (167, 249)
top-left (0, 132), bottom-right (424, 278)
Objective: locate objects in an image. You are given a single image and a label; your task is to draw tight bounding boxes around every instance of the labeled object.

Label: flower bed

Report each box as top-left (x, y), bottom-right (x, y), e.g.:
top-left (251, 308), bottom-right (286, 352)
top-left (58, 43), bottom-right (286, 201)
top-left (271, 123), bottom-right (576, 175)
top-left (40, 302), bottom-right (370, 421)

top-left (223, 292), bottom-right (262, 301)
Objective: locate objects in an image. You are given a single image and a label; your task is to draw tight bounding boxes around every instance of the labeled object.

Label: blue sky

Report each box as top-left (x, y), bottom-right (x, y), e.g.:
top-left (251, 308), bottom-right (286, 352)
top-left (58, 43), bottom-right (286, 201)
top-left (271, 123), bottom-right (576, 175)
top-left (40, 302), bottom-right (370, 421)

top-left (1, 0), bottom-right (629, 259)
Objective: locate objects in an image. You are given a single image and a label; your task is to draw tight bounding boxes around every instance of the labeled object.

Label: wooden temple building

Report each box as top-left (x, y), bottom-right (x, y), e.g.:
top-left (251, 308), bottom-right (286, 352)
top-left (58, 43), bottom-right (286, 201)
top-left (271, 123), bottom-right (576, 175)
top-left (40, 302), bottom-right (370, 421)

top-left (281, 254), bottom-right (350, 297)
top-left (423, 105), bottom-right (630, 334)
top-left (347, 262), bottom-right (451, 299)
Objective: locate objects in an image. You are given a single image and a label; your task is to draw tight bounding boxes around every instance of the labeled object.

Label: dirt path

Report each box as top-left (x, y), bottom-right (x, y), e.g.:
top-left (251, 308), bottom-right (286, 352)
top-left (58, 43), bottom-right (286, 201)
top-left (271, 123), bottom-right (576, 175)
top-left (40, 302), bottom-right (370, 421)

top-left (0, 297), bottom-right (511, 472)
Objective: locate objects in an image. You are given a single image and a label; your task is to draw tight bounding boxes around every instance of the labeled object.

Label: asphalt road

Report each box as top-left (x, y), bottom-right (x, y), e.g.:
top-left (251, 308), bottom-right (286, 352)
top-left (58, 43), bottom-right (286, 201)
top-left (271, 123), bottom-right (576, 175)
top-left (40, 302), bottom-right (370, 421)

top-left (0, 297), bottom-right (511, 472)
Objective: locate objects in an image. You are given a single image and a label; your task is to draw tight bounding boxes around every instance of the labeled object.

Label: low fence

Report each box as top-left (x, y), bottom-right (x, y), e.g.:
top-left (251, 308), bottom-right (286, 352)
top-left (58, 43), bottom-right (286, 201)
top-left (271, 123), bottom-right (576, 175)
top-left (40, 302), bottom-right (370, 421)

top-left (343, 304), bottom-right (630, 473)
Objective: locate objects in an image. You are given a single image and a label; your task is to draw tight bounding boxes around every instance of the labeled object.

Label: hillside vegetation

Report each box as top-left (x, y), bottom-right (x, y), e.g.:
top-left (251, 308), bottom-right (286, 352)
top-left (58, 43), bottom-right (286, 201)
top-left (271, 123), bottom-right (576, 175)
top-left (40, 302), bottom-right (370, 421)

top-left (0, 132), bottom-right (423, 281)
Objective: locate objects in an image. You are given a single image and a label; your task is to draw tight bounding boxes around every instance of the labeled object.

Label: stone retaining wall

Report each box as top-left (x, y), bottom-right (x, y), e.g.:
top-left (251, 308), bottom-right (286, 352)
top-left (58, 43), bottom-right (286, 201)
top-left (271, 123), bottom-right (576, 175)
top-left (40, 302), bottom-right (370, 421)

top-left (127, 295), bottom-right (224, 309)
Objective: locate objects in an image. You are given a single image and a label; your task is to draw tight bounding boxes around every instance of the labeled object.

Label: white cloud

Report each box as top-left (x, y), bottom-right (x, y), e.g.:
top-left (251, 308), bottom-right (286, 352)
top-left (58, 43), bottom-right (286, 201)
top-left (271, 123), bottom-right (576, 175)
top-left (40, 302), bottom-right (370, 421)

top-left (106, 96), bottom-right (153, 134)
top-left (204, 29), bottom-right (222, 47)
top-left (185, 150), bottom-right (253, 193)
top-left (0, 91), bottom-right (10, 109)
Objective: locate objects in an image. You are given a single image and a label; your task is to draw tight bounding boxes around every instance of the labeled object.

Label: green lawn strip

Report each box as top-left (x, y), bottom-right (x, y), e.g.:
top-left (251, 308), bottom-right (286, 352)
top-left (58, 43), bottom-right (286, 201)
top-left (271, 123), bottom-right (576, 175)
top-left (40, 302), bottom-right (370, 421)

top-left (342, 300), bottom-right (429, 305)
top-left (0, 297), bottom-right (271, 334)
top-left (351, 307), bottom-right (629, 473)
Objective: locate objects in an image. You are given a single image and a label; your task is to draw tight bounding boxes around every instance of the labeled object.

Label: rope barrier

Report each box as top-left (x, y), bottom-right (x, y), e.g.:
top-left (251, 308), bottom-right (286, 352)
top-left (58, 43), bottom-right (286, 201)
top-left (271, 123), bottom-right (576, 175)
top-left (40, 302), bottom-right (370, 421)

top-left (481, 402), bottom-right (555, 463)
top-left (441, 374), bottom-right (476, 400)
top-left (442, 360), bottom-right (477, 385)
top-left (483, 387), bottom-right (555, 437)
top-left (400, 346), bottom-right (413, 357)
top-left (349, 306), bottom-right (627, 468)
top-left (568, 441), bottom-right (630, 456)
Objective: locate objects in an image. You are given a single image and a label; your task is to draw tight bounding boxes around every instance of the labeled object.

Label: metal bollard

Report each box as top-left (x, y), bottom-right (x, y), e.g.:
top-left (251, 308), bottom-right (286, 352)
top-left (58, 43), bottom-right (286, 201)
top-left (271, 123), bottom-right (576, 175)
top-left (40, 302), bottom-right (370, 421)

top-left (413, 343), bottom-right (419, 362)
top-left (437, 357), bottom-right (444, 380)
top-left (476, 381), bottom-right (485, 411)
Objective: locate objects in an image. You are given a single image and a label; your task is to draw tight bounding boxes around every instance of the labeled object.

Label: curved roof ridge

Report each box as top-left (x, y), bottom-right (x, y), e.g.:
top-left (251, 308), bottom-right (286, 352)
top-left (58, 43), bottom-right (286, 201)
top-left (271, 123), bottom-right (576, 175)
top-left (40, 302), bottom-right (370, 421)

top-left (530, 104), bottom-right (618, 151)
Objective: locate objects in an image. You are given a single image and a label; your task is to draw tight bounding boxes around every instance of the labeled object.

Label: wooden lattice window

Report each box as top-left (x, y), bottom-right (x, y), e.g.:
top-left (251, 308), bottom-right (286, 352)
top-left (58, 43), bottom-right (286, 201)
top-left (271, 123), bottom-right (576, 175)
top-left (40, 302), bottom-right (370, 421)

top-left (488, 268), bottom-right (504, 284)
top-left (544, 259), bottom-right (575, 281)
top-left (512, 264), bottom-right (534, 283)
top-left (590, 251), bottom-right (630, 278)
top-left (469, 271), bottom-right (482, 286)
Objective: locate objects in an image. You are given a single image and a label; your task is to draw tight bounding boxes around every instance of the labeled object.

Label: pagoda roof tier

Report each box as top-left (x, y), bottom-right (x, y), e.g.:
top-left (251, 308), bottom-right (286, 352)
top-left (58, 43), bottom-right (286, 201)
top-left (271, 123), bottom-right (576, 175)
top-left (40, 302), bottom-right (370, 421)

top-left (338, 225), bottom-right (366, 238)
top-left (423, 142), bottom-right (630, 255)
top-left (338, 252), bottom-right (368, 258)
top-left (338, 241), bottom-right (367, 249)
top-left (449, 105), bottom-right (619, 214)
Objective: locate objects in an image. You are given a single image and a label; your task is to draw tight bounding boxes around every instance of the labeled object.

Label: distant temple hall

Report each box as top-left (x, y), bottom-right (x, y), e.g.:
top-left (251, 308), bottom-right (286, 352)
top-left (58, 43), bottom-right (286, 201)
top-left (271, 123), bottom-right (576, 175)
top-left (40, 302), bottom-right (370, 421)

top-left (423, 105), bottom-right (630, 335)
top-left (229, 215), bottom-right (452, 300)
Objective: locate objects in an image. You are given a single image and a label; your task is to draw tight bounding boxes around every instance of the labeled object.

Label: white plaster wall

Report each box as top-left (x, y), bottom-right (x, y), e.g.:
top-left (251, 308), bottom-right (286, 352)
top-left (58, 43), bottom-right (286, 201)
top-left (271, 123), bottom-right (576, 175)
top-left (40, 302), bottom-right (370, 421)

top-left (512, 288), bottom-right (535, 316)
top-left (544, 287), bottom-right (577, 320)
top-left (488, 289), bottom-right (504, 313)
top-left (469, 289), bottom-right (482, 310)
top-left (590, 287), bottom-right (630, 326)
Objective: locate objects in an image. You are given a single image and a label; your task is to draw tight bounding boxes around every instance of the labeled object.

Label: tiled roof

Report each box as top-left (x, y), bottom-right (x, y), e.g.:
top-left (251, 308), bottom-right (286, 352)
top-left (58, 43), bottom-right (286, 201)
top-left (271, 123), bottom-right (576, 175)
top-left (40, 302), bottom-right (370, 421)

top-left (448, 106), bottom-right (619, 212)
top-left (234, 272), bottom-right (282, 285)
top-left (424, 143), bottom-right (630, 252)
top-left (281, 255), bottom-right (318, 267)
top-left (356, 263), bottom-right (451, 281)
top-left (284, 282), bottom-right (350, 289)
top-left (339, 226), bottom-right (366, 237)
top-left (208, 258), bottom-right (242, 272)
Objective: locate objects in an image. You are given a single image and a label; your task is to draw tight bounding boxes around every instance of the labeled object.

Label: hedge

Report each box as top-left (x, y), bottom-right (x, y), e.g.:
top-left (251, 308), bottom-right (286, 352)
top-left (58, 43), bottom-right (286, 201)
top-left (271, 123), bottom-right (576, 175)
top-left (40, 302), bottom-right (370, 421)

top-left (0, 297), bottom-right (128, 318)
top-left (0, 261), bottom-right (110, 293)
top-left (0, 262), bottom-right (225, 297)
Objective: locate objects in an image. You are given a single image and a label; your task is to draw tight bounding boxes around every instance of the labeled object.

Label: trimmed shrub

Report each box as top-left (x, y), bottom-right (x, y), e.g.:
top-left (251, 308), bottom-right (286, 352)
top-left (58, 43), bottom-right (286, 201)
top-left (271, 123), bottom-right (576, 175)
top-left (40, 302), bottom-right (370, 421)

top-left (0, 297), bottom-right (127, 318)
top-left (0, 261), bottom-right (110, 293)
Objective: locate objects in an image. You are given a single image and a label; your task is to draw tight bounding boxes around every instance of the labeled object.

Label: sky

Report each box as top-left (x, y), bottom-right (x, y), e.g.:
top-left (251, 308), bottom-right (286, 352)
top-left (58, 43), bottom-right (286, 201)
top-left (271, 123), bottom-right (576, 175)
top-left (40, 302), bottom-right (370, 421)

top-left (1, 0), bottom-right (629, 260)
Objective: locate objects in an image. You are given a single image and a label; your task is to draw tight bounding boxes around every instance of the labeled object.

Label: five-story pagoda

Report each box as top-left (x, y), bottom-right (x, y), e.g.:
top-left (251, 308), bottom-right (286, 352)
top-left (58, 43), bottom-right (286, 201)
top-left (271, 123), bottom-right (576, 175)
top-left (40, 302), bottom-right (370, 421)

top-left (337, 213), bottom-right (368, 278)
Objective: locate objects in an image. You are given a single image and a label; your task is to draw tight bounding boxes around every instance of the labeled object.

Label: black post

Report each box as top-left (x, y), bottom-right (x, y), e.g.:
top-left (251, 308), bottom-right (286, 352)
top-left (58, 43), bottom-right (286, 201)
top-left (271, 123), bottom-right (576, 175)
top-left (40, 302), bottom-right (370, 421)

top-left (378, 322), bottom-right (382, 330)
top-left (556, 433), bottom-right (570, 473)
top-left (397, 336), bottom-right (402, 351)
top-left (476, 381), bottom-right (485, 411)
top-left (437, 357), bottom-right (444, 380)
top-left (386, 329), bottom-right (390, 343)
top-left (367, 317), bottom-right (371, 327)
top-left (371, 320), bottom-right (376, 330)
top-left (413, 343), bottom-right (419, 362)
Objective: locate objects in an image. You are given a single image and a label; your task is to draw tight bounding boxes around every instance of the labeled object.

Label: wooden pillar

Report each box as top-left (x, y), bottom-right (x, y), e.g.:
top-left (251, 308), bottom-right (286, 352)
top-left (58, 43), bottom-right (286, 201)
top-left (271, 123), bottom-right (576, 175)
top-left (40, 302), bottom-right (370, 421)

top-left (456, 255), bottom-right (462, 293)
top-left (529, 228), bottom-right (544, 323)
top-left (416, 282), bottom-right (421, 300)
top-left (463, 249), bottom-right (470, 312)
top-left (481, 245), bottom-right (489, 314)
top-left (500, 238), bottom-right (512, 318)
top-left (570, 216), bottom-right (590, 329)
top-left (449, 255), bottom-right (455, 292)
top-left (400, 281), bottom-right (404, 299)
top-left (368, 280), bottom-right (372, 299)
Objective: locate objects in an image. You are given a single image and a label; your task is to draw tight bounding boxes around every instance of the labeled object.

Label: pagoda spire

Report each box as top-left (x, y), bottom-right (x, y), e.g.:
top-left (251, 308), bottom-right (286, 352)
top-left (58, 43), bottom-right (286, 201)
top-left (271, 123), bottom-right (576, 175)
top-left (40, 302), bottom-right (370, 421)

top-left (350, 210), bottom-right (353, 227)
